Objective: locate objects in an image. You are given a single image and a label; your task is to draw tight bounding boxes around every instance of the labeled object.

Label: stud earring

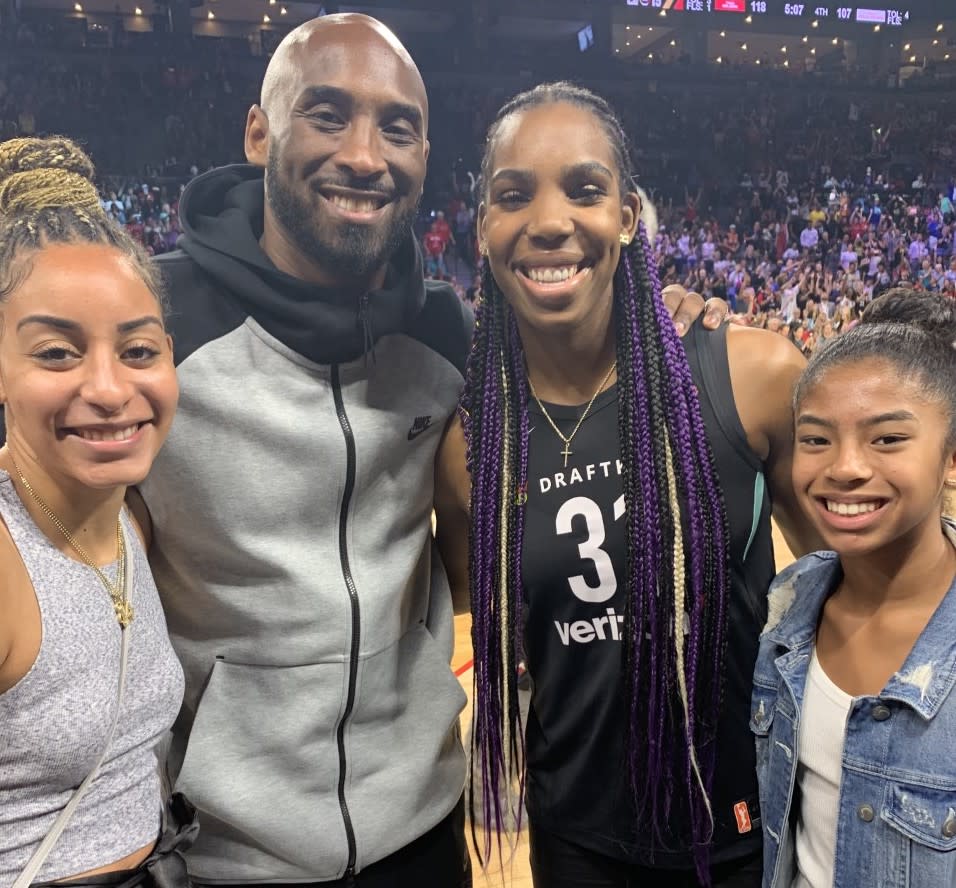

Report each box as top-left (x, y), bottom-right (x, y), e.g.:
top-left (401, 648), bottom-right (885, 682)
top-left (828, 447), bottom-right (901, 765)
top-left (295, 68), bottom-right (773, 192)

top-left (619, 232), bottom-right (631, 245)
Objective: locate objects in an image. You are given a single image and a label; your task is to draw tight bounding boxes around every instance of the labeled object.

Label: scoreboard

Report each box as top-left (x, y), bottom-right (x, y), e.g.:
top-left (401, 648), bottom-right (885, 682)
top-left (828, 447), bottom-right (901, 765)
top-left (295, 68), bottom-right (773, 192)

top-left (625, 0), bottom-right (912, 26)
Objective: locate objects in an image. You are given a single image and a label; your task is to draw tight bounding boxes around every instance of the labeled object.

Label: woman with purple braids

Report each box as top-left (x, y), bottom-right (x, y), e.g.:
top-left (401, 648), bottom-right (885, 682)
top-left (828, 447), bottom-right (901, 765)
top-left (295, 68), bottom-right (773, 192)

top-left (434, 82), bottom-right (819, 888)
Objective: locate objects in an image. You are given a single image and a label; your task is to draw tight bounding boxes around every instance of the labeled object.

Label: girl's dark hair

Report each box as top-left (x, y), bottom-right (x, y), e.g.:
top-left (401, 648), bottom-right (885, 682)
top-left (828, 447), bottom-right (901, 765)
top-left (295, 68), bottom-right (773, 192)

top-left (796, 320), bottom-right (956, 447)
top-left (0, 136), bottom-right (166, 315)
top-left (862, 287), bottom-right (956, 344)
top-left (461, 82), bottom-right (730, 882)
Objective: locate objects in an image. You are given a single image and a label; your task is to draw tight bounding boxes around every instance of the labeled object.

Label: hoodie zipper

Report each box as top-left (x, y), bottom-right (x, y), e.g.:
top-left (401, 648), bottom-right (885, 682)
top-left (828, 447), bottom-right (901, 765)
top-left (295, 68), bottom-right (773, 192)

top-left (331, 362), bottom-right (360, 880)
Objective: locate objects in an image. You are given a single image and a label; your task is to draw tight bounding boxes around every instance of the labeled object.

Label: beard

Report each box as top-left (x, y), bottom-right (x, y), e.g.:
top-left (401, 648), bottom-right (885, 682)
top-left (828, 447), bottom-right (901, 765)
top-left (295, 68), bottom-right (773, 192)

top-left (265, 151), bottom-right (419, 281)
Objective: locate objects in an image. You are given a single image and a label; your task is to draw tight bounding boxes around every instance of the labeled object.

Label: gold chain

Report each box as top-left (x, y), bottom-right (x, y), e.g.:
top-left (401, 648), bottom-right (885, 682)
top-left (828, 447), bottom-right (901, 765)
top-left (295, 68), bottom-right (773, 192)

top-left (527, 361), bottom-right (617, 469)
top-left (8, 457), bottom-right (133, 627)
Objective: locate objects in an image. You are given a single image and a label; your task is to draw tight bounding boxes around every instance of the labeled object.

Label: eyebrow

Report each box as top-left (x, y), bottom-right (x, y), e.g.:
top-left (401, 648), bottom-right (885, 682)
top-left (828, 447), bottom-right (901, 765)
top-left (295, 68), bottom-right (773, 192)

top-left (17, 314), bottom-right (164, 334)
top-left (797, 410), bottom-right (918, 429)
top-left (490, 161), bottom-right (614, 187)
top-left (298, 86), bottom-right (424, 132)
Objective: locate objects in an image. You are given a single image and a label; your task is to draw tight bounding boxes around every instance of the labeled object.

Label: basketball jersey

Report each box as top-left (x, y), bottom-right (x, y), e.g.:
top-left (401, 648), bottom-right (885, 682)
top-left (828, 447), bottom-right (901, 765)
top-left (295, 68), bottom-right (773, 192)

top-left (521, 322), bottom-right (775, 868)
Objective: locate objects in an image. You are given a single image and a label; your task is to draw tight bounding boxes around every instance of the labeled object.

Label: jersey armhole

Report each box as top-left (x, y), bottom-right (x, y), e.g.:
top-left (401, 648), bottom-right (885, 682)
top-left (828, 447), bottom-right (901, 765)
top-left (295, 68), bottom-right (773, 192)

top-left (690, 321), bottom-right (764, 476)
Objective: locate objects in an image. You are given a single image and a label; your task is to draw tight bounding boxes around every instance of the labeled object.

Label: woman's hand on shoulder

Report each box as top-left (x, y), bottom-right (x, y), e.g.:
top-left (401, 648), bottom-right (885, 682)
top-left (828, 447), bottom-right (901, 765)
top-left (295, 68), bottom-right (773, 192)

top-left (661, 285), bottom-right (729, 336)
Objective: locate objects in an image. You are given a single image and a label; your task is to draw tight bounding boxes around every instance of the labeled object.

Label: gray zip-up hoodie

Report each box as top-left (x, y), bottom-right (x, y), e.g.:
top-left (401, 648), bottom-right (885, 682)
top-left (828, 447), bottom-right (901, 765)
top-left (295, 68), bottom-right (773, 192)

top-left (140, 165), bottom-right (473, 882)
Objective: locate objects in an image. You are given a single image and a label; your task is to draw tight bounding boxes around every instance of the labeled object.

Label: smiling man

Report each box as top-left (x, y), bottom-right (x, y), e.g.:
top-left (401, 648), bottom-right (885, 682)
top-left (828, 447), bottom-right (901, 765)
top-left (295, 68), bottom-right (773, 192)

top-left (136, 15), bottom-right (474, 888)
top-left (0, 13), bottom-right (725, 888)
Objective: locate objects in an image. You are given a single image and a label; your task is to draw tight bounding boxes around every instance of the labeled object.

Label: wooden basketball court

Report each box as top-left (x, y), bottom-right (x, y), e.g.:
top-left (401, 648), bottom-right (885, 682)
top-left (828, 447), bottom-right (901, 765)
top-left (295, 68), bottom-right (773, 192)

top-left (451, 523), bottom-right (796, 886)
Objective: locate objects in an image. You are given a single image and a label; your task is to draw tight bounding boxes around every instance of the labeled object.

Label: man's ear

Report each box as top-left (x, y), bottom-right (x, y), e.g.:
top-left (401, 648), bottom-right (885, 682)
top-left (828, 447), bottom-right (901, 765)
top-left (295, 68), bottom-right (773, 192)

top-left (245, 105), bottom-right (270, 168)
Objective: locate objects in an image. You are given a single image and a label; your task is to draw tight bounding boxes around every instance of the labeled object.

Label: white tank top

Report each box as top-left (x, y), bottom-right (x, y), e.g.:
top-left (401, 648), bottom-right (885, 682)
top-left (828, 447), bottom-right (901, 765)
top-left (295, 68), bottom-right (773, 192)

top-left (792, 647), bottom-right (855, 888)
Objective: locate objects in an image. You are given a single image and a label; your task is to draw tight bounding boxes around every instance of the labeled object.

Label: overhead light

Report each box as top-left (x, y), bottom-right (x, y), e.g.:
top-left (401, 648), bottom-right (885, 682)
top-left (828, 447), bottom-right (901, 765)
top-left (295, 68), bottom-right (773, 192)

top-left (904, 43), bottom-right (910, 50)
top-left (648, 26), bottom-right (654, 31)
top-left (937, 23), bottom-right (944, 32)
top-left (716, 55), bottom-right (722, 63)
top-left (626, 25), bottom-right (630, 30)
top-left (73, 1), bottom-right (82, 9)
top-left (755, 58), bottom-right (761, 65)
top-left (811, 47), bottom-right (816, 54)
top-left (269, 0), bottom-right (276, 4)
top-left (615, 48), bottom-right (620, 53)
top-left (832, 37), bottom-right (839, 45)
top-left (637, 34), bottom-right (642, 38)
top-left (811, 19), bottom-right (819, 27)
top-left (909, 54), bottom-right (917, 62)
top-left (280, 6), bottom-right (287, 13)
top-left (946, 53), bottom-right (951, 60)
top-left (720, 30), bottom-right (726, 37)
top-left (263, 14), bottom-right (270, 22)
top-left (626, 41), bottom-right (630, 46)
top-left (783, 59), bottom-right (789, 67)
top-left (648, 52), bottom-right (654, 58)
top-left (741, 43), bottom-right (748, 50)
top-left (745, 14), bottom-right (752, 22)
top-left (670, 39), bottom-right (676, 46)
top-left (207, 10), bottom-right (214, 18)
top-left (933, 39), bottom-right (939, 45)
top-left (134, 5), bottom-right (142, 12)
top-left (660, 9), bottom-right (667, 16)
top-left (874, 24), bottom-right (880, 31)
top-left (802, 35), bottom-right (808, 43)
top-left (781, 46), bottom-right (787, 53)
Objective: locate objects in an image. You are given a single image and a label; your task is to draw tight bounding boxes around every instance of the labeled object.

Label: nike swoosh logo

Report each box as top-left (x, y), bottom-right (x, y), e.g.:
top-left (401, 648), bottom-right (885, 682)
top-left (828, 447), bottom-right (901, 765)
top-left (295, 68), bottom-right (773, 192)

top-left (407, 422), bottom-right (432, 441)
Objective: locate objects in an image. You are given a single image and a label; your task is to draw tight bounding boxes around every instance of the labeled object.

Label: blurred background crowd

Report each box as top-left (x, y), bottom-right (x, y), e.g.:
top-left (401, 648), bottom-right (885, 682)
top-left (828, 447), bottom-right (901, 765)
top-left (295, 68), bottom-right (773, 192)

top-left (2, 0), bottom-right (954, 339)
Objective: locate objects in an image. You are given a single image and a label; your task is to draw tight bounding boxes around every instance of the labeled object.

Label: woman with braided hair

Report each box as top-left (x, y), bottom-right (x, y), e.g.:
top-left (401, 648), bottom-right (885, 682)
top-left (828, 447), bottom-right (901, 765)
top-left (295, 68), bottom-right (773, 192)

top-left (435, 84), bottom-right (819, 887)
top-left (0, 137), bottom-right (193, 886)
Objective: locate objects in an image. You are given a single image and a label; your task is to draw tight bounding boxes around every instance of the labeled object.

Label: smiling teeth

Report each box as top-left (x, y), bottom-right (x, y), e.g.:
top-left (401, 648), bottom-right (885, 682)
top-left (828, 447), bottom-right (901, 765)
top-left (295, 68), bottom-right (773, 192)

top-left (525, 265), bottom-right (579, 283)
top-left (328, 195), bottom-right (380, 213)
top-left (826, 501), bottom-right (880, 516)
top-left (76, 425), bottom-right (140, 442)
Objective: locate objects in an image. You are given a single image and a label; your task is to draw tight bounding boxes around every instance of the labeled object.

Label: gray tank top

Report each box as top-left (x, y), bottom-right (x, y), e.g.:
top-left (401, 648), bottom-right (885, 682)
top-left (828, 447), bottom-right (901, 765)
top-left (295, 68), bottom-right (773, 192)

top-left (0, 470), bottom-right (185, 884)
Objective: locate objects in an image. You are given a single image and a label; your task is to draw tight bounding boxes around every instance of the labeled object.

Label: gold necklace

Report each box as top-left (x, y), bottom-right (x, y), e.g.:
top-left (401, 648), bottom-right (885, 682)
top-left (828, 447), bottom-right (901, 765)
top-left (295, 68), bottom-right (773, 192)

top-left (527, 361), bottom-right (617, 468)
top-left (8, 457), bottom-right (133, 627)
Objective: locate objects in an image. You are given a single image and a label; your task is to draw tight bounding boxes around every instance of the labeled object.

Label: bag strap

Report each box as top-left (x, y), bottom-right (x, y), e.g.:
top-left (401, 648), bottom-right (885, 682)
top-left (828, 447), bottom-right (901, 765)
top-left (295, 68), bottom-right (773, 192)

top-left (13, 520), bottom-right (136, 888)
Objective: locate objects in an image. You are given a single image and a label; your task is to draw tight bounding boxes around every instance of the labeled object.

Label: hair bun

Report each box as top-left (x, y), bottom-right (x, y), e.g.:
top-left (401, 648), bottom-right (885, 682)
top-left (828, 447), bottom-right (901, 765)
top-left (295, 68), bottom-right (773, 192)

top-left (0, 136), bottom-right (101, 216)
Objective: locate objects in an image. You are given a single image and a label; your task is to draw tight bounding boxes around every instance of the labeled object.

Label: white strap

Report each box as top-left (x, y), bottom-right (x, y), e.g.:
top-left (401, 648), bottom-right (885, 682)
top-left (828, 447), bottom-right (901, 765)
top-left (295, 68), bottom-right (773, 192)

top-left (13, 521), bottom-right (136, 888)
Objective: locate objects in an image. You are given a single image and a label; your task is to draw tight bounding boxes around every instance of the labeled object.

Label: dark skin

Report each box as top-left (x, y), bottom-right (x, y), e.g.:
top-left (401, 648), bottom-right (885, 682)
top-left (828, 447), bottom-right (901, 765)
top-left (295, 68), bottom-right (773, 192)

top-left (243, 14), bottom-right (719, 321)
top-left (244, 15), bottom-right (430, 294)
top-left (436, 295), bottom-right (821, 614)
top-left (435, 100), bottom-right (821, 614)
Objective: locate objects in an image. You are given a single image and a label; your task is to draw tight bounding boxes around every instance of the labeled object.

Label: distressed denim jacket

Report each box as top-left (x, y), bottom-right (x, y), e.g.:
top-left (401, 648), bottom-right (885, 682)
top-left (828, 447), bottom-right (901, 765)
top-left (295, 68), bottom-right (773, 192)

top-left (751, 524), bottom-right (956, 888)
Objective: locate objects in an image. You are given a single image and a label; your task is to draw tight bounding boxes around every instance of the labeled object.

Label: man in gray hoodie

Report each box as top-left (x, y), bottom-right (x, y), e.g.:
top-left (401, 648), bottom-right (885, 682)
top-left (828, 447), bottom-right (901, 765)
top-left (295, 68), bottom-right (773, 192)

top-left (142, 15), bottom-right (474, 887)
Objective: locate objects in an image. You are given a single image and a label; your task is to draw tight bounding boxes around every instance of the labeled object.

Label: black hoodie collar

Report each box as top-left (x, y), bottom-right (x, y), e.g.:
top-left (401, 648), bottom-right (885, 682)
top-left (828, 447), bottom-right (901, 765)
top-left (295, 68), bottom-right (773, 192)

top-left (177, 164), bottom-right (427, 365)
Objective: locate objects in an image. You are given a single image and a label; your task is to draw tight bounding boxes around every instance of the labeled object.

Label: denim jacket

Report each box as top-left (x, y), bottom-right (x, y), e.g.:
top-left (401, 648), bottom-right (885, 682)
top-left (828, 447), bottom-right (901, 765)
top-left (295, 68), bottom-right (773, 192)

top-left (751, 525), bottom-right (956, 888)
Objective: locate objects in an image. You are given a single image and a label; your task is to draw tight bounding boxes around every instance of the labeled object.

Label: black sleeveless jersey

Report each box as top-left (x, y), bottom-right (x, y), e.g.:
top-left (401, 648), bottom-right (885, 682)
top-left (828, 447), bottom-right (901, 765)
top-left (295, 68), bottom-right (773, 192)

top-left (521, 322), bottom-right (775, 868)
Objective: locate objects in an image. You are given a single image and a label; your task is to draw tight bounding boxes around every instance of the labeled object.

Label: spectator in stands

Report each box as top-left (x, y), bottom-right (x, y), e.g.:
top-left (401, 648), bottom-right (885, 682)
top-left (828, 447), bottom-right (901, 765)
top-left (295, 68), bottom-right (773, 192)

top-left (423, 217), bottom-right (449, 279)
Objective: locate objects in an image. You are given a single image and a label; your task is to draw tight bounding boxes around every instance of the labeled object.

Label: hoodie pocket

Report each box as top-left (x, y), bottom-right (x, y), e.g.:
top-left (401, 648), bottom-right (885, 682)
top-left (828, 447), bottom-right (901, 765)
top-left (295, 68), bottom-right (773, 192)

top-left (345, 622), bottom-right (467, 872)
top-left (175, 658), bottom-right (350, 880)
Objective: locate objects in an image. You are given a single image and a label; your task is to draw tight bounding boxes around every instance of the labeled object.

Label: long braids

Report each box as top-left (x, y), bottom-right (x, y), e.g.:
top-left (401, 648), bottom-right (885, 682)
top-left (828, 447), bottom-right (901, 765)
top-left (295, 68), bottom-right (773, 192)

top-left (461, 82), bottom-right (730, 884)
top-left (460, 257), bottom-right (530, 863)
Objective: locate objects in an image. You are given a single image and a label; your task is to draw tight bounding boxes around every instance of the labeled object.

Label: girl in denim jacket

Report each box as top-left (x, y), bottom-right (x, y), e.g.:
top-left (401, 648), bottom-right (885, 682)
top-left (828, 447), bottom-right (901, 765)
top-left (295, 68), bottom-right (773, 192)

top-left (752, 313), bottom-right (956, 888)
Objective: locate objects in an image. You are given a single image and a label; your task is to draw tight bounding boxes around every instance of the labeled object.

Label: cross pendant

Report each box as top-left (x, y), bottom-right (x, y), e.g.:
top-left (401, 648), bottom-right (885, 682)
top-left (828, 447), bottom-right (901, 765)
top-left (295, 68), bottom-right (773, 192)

top-left (561, 443), bottom-right (573, 468)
